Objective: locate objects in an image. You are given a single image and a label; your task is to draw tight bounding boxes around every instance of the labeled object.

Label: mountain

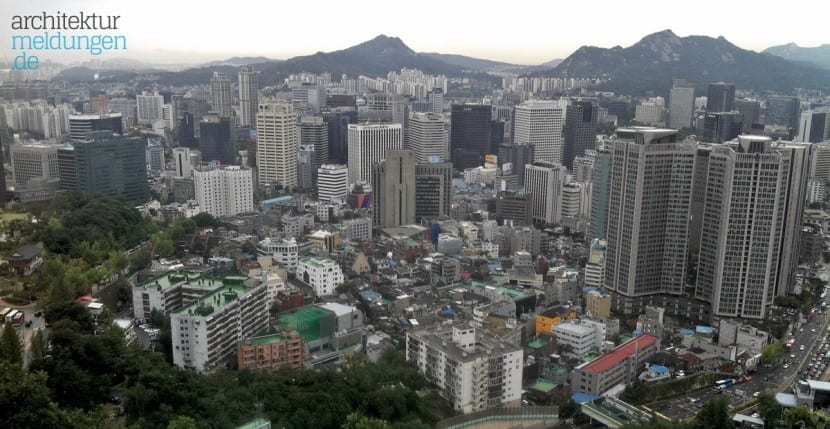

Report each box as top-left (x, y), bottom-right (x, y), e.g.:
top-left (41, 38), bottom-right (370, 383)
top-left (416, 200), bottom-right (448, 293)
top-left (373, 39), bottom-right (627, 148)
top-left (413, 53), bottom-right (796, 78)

top-left (763, 43), bottom-right (830, 70)
top-left (543, 29), bottom-right (830, 94)
top-left (422, 53), bottom-right (518, 71)
top-left (520, 58), bottom-right (564, 74)
top-left (199, 56), bottom-right (277, 67)
top-left (254, 35), bottom-right (470, 85)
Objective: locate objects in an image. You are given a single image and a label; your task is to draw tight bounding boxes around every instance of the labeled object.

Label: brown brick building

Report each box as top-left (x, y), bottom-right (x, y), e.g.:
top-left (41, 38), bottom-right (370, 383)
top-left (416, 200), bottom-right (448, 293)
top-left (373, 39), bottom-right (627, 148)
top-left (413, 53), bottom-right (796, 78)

top-left (238, 331), bottom-right (305, 370)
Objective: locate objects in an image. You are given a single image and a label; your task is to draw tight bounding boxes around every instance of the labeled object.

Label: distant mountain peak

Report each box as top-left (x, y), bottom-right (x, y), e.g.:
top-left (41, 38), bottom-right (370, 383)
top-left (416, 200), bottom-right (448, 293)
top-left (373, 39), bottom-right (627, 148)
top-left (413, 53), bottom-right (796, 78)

top-left (352, 34), bottom-right (415, 55)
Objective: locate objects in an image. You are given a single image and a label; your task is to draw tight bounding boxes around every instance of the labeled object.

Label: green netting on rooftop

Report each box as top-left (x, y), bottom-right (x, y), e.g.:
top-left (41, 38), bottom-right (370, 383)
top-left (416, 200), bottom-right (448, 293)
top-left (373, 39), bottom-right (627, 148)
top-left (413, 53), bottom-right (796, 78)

top-left (278, 307), bottom-right (332, 342)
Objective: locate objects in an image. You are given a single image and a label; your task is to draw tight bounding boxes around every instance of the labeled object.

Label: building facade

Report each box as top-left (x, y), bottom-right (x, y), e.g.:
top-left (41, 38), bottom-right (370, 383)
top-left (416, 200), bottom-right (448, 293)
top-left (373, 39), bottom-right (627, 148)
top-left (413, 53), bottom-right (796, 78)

top-left (298, 256), bottom-right (344, 297)
top-left (513, 100), bottom-right (565, 165)
top-left (193, 165), bottom-right (254, 217)
top-left (317, 164), bottom-right (349, 202)
top-left (256, 102), bottom-right (298, 189)
top-left (238, 331), bottom-right (305, 370)
top-left (238, 66), bottom-right (259, 127)
top-left (372, 150), bottom-right (416, 228)
top-left (347, 123), bottom-right (402, 187)
top-left (570, 334), bottom-right (659, 396)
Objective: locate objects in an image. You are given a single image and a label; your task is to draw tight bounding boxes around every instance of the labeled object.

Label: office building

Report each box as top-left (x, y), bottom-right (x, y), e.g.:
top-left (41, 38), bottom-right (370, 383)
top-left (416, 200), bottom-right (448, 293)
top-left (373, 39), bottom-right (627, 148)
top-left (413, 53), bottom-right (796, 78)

top-left (56, 145), bottom-right (76, 193)
top-left (706, 82), bottom-right (736, 112)
top-left (429, 88), bottom-right (444, 113)
top-left (238, 66), bottom-right (259, 127)
top-left (146, 140), bottom-right (164, 173)
top-left (298, 256), bottom-right (344, 297)
top-left (171, 280), bottom-right (269, 372)
top-left (524, 162), bottom-right (568, 225)
top-left (199, 113), bottom-right (234, 165)
top-left (136, 91), bottom-right (164, 125)
top-left (736, 100), bottom-right (761, 134)
top-left (372, 150), bottom-right (416, 228)
top-left (603, 128), bottom-right (696, 314)
top-left (570, 334), bottom-right (658, 396)
top-left (68, 113), bottom-right (123, 141)
top-left (406, 326), bottom-right (523, 413)
top-left (177, 112), bottom-right (197, 148)
top-left (238, 331), bottom-right (305, 370)
top-left (257, 237), bottom-right (299, 273)
top-left (299, 116), bottom-right (329, 168)
top-left (347, 123), bottom-right (402, 187)
top-left (291, 83), bottom-right (326, 115)
top-left (342, 217), bottom-right (372, 242)
top-left (408, 112), bottom-right (447, 163)
top-left (766, 96), bottom-right (800, 131)
top-left (553, 321), bottom-right (600, 358)
top-left (297, 144), bottom-right (316, 191)
top-left (498, 143), bottom-right (534, 186)
top-left (193, 165), bottom-right (254, 217)
top-left (496, 191), bottom-right (531, 226)
top-left (256, 102), bottom-right (298, 189)
top-left (415, 161), bottom-right (453, 221)
top-left (73, 131), bottom-right (149, 203)
top-left (322, 107), bottom-right (358, 164)
top-left (317, 164), bottom-right (349, 202)
top-left (696, 136), bottom-right (810, 319)
top-left (450, 104), bottom-right (492, 169)
top-left (563, 101), bottom-right (598, 170)
top-left (668, 82), bottom-right (694, 130)
top-left (210, 72), bottom-right (233, 119)
top-left (10, 142), bottom-right (60, 201)
top-left (514, 101), bottom-right (565, 165)
top-left (703, 112), bottom-right (743, 143)
top-left (364, 92), bottom-right (406, 125)
top-left (172, 147), bottom-right (198, 178)
top-left (798, 110), bottom-right (830, 143)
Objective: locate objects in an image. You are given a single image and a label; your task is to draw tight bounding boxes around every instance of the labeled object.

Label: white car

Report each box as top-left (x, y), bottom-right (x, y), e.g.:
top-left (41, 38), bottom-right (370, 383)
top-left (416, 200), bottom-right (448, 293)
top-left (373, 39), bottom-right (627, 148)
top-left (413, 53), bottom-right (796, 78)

top-left (784, 363), bottom-right (790, 369)
top-left (801, 345), bottom-right (806, 351)
top-left (753, 392), bottom-right (760, 398)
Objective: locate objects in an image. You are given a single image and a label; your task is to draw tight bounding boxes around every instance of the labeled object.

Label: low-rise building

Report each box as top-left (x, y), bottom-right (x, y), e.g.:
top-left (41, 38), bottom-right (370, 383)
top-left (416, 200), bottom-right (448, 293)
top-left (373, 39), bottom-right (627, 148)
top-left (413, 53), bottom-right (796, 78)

top-left (406, 326), bottom-right (523, 413)
top-left (171, 280), bottom-right (269, 372)
top-left (553, 320), bottom-right (600, 358)
top-left (570, 334), bottom-right (659, 396)
top-left (297, 256), bottom-right (344, 297)
top-left (257, 238), bottom-right (299, 273)
top-left (238, 330), bottom-right (305, 370)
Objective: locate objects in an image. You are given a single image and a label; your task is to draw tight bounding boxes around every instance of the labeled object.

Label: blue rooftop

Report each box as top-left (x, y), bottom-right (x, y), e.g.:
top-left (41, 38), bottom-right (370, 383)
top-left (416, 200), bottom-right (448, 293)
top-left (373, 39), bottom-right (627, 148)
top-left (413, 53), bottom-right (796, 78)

top-left (695, 325), bottom-right (715, 335)
top-left (360, 291), bottom-right (381, 302)
top-left (649, 364), bottom-right (669, 374)
top-left (680, 328), bottom-right (694, 336)
top-left (572, 392), bottom-right (601, 404)
top-left (260, 196), bottom-right (294, 208)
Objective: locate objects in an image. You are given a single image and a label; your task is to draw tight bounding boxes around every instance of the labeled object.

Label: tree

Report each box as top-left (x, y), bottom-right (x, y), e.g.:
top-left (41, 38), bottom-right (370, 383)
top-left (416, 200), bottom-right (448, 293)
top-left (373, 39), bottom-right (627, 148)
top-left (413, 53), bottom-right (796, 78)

top-left (167, 415), bottom-right (198, 429)
top-left (757, 392), bottom-right (782, 428)
top-left (0, 362), bottom-right (65, 428)
top-left (558, 399), bottom-right (579, 418)
top-left (28, 329), bottom-right (46, 363)
top-left (0, 321), bottom-right (22, 364)
top-left (342, 412), bottom-right (391, 429)
top-left (761, 341), bottom-right (784, 365)
top-left (692, 398), bottom-right (731, 429)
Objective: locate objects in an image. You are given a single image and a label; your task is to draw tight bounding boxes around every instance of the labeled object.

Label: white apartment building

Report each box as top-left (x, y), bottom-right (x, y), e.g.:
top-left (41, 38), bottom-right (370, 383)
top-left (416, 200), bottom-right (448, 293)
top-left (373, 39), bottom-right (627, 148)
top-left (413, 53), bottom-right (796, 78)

top-left (171, 281), bottom-right (269, 372)
top-left (406, 326), bottom-right (523, 414)
top-left (553, 321), bottom-right (599, 358)
top-left (193, 165), bottom-right (254, 217)
top-left (256, 102), bottom-right (298, 189)
top-left (132, 271), bottom-right (232, 321)
top-left (513, 100), bottom-right (565, 165)
top-left (317, 164), bottom-right (349, 202)
top-left (257, 238), bottom-right (299, 273)
top-left (136, 91), bottom-right (164, 124)
top-left (347, 123), bottom-right (402, 187)
top-left (298, 256), bottom-right (344, 296)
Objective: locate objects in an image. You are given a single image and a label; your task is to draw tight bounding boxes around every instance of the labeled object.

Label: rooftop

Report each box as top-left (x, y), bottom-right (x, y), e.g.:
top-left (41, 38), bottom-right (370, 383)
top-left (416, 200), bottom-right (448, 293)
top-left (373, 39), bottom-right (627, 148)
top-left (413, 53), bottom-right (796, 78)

top-left (581, 334), bottom-right (658, 374)
top-left (554, 321), bottom-right (597, 335)
top-left (319, 302), bottom-right (356, 317)
top-left (175, 283), bottom-right (249, 317)
top-left (278, 306), bottom-right (335, 342)
top-left (300, 256), bottom-right (335, 269)
top-left (409, 327), bottom-right (521, 362)
top-left (4, 244), bottom-right (41, 262)
top-left (530, 379), bottom-right (557, 393)
top-left (241, 331), bottom-right (300, 347)
top-left (134, 271), bottom-right (203, 291)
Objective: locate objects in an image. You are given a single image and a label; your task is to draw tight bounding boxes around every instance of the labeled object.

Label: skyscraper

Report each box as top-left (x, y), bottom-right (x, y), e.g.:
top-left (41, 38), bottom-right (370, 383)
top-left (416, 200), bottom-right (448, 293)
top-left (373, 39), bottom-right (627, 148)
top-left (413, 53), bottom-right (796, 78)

top-left (238, 66), bottom-right (259, 127)
top-left (408, 112), bottom-right (447, 163)
top-left (703, 112), bottom-right (743, 143)
top-left (589, 149), bottom-right (612, 240)
top-left (372, 150), bottom-right (416, 228)
top-left (199, 113), bottom-right (234, 165)
top-left (415, 161), bottom-right (453, 221)
top-left (364, 93), bottom-right (406, 125)
top-left (297, 144), bottom-right (316, 191)
top-left (523, 162), bottom-right (568, 225)
top-left (322, 107), bottom-right (358, 164)
top-left (514, 100), bottom-right (565, 165)
top-left (450, 104), bottom-right (492, 169)
top-left (498, 144), bottom-right (534, 186)
top-left (136, 91), bottom-right (164, 125)
top-left (73, 131), bottom-right (149, 204)
top-left (668, 81), bottom-right (694, 130)
top-left (177, 112), bottom-right (197, 148)
top-left (210, 72), bottom-right (233, 119)
top-left (735, 99), bottom-right (761, 134)
top-left (172, 147), bottom-right (197, 178)
top-left (256, 102), bottom-right (298, 189)
top-left (706, 82), bottom-right (736, 112)
top-left (299, 116), bottom-right (329, 168)
top-left (603, 128), bottom-right (697, 314)
top-left (347, 123), bottom-right (403, 187)
top-left (696, 136), bottom-right (810, 319)
top-left (766, 96), bottom-right (800, 131)
top-left (797, 110), bottom-right (830, 143)
top-left (193, 165), bottom-right (254, 217)
top-left (563, 100), bottom-right (598, 170)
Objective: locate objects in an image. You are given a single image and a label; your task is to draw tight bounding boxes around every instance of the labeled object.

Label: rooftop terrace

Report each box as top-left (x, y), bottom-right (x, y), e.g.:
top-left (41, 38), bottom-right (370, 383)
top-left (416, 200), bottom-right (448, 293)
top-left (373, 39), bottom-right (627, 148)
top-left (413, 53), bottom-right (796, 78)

top-left (176, 283), bottom-right (249, 317)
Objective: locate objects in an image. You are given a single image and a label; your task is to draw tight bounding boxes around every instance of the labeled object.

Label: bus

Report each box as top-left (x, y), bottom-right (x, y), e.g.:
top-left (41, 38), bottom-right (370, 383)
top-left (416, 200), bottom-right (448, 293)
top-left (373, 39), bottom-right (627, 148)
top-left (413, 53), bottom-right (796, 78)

top-left (714, 378), bottom-right (735, 388)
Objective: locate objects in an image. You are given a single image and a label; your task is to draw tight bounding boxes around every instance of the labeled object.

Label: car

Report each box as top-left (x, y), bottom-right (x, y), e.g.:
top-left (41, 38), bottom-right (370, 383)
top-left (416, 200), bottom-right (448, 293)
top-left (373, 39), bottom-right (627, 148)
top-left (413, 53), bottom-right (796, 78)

top-left (792, 354), bottom-right (797, 359)
top-left (752, 413), bottom-right (761, 418)
top-left (801, 345), bottom-right (806, 351)
top-left (784, 364), bottom-right (790, 369)
top-left (690, 398), bottom-right (699, 403)
top-left (801, 328), bottom-right (805, 332)
top-left (753, 392), bottom-right (760, 398)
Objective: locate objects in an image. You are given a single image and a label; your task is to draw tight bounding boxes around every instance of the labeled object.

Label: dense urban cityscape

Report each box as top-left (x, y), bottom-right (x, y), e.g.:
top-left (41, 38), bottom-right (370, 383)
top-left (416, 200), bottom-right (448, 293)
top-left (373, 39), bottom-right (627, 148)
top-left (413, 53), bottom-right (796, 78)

top-left (2, 23), bottom-right (830, 429)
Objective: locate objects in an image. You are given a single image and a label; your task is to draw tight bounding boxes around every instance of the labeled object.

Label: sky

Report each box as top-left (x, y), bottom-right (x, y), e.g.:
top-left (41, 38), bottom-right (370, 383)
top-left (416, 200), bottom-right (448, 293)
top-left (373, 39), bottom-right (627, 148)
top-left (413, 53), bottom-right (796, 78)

top-left (2, 0), bottom-right (829, 66)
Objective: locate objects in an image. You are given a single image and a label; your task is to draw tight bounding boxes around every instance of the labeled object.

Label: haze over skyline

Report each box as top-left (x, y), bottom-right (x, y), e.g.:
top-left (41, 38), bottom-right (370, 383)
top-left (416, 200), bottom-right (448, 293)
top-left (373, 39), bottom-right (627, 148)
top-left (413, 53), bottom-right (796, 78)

top-left (2, 0), bottom-right (829, 65)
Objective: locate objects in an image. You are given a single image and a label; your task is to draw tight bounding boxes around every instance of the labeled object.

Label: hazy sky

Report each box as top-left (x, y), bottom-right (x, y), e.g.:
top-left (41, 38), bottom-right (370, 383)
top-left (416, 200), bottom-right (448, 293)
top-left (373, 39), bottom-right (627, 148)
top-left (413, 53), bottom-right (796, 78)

top-left (3, 0), bottom-right (829, 65)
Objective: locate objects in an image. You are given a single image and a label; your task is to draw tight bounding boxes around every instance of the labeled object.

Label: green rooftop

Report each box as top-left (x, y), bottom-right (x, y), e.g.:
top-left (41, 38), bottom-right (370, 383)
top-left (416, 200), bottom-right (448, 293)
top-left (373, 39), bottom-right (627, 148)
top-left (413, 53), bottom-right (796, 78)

top-left (469, 281), bottom-right (532, 300)
top-left (300, 256), bottom-right (330, 269)
top-left (527, 337), bottom-right (550, 349)
top-left (278, 306), bottom-right (334, 342)
top-left (136, 271), bottom-right (198, 291)
top-left (242, 331), bottom-right (299, 346)
top-left (530, 379), bottom-right (557, 393)
top-left (176, 283), bottom-right (249, 316)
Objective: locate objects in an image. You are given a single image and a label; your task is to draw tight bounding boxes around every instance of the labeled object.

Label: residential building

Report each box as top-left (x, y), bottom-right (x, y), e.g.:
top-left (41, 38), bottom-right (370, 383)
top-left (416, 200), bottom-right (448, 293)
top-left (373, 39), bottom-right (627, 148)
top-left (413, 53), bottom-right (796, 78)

top-left (237, 331), bottom-right (305, 370)
top-left (406, 326), bottom-right (523, 413)
top-left (210, 72), bottom-right (233, 119)
top-left (696, 136), bottom-right (810, 319)
top-left (193, 165), bottom-right (254, 217)
top-left (171, 280), bottom-right (269, 372)
top-left (298, 256), bottom-right (344, 297)
top-left (570, 334), bottom-right (659, 396)
top-left (585, 290), bottom-right (611, 320)
top-left (347, 123), bottom-right (402, 187)
top-left (256, 102), bottom-right (298, 189)
top-left (257, 238), bottom-right (299, 273)
top-left (238, 66), bottom-right (259, 127)
top-left (132, 271), bottom-right (231, 320)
